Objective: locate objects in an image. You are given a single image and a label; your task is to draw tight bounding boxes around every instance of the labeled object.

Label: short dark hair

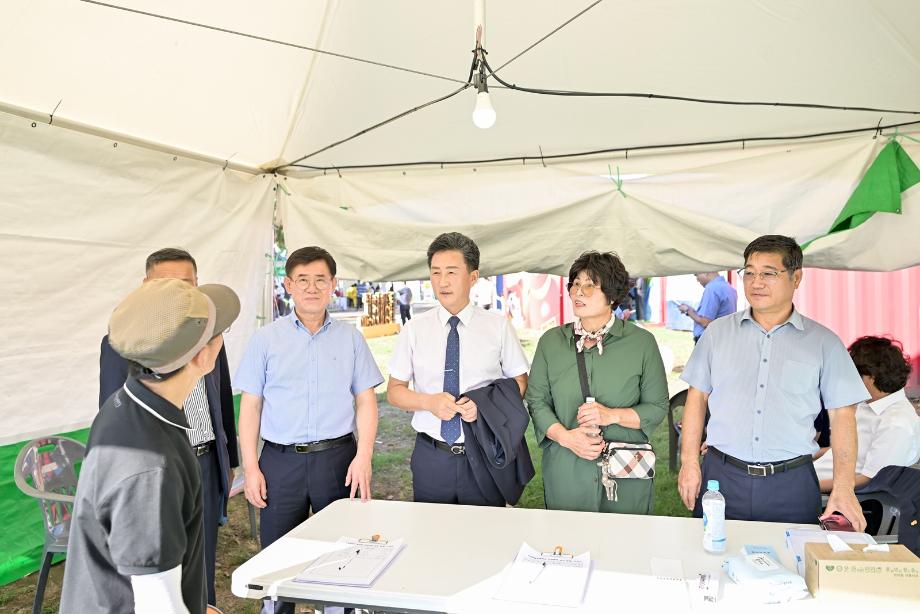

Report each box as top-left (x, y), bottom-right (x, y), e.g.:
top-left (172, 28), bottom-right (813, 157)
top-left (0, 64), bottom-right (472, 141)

top-left (285, 246), bottom-right (337, 277)
top-left (848, 336), bottom-right (912, 393)
top-left (743, 235), bottom-right (803, 274)
top-left (567, 251), bottom-right (630, 307)
top-left (427, 232), bottom-right (480, 271)
top-left (145, 248), bottom-right (197, 274)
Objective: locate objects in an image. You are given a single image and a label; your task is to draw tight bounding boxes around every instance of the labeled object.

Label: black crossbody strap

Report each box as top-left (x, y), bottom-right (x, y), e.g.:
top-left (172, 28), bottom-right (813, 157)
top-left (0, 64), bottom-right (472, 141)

top-left (574, 335), bottom-right (591, 400)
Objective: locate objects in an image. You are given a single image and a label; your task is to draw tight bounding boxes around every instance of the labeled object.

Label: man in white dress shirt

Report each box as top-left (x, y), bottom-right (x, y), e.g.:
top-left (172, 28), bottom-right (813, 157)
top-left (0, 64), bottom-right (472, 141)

top-left (814, 335), bottom-right (920, 491)
top-left (387, 232), bottom-right (529, 505)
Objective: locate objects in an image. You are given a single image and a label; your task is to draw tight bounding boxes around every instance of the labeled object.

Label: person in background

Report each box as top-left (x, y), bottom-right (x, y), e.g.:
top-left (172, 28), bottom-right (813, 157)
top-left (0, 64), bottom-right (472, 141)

top-left (814, 336), bottom-right (920, 492)
top-left (679, 272), bottom-right (738, 344)
top-left (346, 282), bottom-right (358, 309)
top-left (397, 284), bottom-right (413, 324)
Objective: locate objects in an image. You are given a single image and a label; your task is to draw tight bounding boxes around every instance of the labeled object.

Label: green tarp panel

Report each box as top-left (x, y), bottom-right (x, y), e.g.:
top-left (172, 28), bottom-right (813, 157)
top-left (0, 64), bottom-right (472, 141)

top-left (805, 140), bottom-right (920, 250)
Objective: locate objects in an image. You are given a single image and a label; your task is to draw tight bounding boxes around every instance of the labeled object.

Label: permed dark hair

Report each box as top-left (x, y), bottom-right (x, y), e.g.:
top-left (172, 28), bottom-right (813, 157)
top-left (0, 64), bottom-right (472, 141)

top-left (743, 235), bottom-right (803, 275)
top-left (426, 232), bottom-right (480, 271)
top-left (848, 336), bottom-right (912, 393)
top-left (285, 246), bottom-right (337, 278)
top-left (567, 251), bottom-right (630, 307)
top-left (145, 248), bottom-right (197, 274)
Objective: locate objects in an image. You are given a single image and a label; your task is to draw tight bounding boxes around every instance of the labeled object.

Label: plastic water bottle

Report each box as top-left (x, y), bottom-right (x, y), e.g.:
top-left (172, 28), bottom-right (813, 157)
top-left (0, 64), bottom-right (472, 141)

top-left (702, 479), bottom-right (726, 553)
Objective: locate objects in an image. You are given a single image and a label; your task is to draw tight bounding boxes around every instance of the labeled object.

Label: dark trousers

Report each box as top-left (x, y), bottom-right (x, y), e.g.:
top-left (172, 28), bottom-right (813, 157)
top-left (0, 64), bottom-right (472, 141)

top-left (259, 439), bottom-right (355, 614)
top-left (410, 433), bottom-right (498, 506)
top-left (693, 449), bottom-right (821, 524)
top-left (197, 448), bottom-right (221, 606)
top-left (399, 303), bottom-right (411, 324)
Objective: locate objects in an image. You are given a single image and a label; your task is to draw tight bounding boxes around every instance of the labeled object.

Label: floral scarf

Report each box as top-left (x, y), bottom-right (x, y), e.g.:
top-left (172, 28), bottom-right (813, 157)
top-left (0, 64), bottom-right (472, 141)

top-left (573, 314), bottom-right (616, 355)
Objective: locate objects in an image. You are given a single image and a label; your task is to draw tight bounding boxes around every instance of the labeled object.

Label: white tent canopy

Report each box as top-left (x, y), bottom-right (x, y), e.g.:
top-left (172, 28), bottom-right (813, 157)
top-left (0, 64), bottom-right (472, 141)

top-left (2, 0), bottom-right (920, 442)
top-left (3, 0), bottom-right (920, 170)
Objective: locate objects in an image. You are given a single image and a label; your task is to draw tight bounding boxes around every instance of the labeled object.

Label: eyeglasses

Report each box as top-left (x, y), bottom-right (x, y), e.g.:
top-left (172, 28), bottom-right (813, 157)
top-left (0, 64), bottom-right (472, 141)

top-left (290, 276), bottom-right (330, 291)
top-left (567, 281), bottom-right (600, 297)
top-left (737, 268), bottom-right (789, 283)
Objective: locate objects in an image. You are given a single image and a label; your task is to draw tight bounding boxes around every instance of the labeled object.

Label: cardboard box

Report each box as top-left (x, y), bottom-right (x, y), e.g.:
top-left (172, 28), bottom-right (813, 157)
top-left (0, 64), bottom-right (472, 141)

top-left (804, 542), bottom-right (920, 605)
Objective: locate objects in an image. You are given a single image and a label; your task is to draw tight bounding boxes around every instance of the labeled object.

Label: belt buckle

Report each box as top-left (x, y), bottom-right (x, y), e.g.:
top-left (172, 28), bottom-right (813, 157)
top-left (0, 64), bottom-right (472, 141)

top-left (294, 443), bottom-right (311, 453)
top-left (747, 463), bottom-right (773, 477)
top-left (450, 444), bottom-right (465, 455)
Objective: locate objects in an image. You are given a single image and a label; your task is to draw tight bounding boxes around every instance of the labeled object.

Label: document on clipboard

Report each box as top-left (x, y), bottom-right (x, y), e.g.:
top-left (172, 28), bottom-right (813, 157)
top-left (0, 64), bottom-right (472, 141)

top-left (494, 543), bottom-right (591, 608)
top-left (293, 535), bottom-right (404, 587)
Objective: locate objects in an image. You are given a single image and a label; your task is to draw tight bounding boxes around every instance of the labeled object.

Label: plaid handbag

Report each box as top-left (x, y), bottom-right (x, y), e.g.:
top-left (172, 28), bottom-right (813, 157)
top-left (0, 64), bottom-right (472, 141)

top-left (600, 442), bottom-right (656, 479)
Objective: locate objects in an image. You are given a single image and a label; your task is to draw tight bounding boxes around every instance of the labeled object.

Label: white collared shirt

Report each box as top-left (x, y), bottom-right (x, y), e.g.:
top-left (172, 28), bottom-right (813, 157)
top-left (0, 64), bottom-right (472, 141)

top-left (815, 388), bottom-right (920, 481)
top-left (389, 301), bottom-right (529, 443)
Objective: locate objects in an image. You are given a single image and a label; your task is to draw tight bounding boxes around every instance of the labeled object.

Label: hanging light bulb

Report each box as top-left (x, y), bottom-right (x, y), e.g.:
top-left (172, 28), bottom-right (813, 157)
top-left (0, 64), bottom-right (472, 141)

top-left (472, 89), bottom-right (496, 129)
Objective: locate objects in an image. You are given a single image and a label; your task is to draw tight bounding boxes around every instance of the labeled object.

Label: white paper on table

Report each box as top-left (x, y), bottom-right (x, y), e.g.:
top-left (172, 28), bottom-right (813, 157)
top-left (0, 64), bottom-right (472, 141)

top-left (293, 537), bottom-right (404, 587)
top-left (493, 543), bottom-right (591, 608)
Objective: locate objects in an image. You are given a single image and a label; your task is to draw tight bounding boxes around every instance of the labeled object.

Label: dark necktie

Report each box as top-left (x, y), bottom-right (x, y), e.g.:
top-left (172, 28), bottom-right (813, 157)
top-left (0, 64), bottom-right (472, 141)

top-left (440, 315), bottom-right (462, 444)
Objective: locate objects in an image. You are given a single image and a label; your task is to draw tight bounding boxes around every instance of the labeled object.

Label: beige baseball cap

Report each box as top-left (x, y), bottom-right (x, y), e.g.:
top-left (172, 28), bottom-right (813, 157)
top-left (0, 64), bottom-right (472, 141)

top-left (109, 278), bottom-right (241, 374)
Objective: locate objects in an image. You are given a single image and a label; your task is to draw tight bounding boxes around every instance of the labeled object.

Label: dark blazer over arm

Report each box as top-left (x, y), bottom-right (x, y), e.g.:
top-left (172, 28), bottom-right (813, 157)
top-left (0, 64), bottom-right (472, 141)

top-left (461, 378), bottom-right (535, 506)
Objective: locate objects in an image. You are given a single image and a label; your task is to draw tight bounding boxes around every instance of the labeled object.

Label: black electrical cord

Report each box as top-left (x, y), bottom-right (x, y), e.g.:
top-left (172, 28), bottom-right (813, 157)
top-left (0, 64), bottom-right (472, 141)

top-left (481, 56), bottom-right (920, 116)
top-left (280, 118), bottom-right (920, 173)
top-left (279, 56), bottom-right (480, 170)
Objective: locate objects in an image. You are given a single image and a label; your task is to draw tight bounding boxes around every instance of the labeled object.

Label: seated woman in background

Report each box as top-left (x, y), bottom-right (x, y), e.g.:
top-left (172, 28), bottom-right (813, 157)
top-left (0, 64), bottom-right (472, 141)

top-left (814, 335), bottom-right (920, 492)
top-left (525, 251), bottom-right (669, 514)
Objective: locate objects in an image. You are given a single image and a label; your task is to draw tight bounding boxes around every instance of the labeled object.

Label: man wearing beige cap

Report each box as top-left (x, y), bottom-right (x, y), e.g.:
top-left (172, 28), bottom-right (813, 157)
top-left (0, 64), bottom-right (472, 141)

top-left (61, 278), bottom-right (240, 614)
top-left (99, 247), bottom-right (239, 606)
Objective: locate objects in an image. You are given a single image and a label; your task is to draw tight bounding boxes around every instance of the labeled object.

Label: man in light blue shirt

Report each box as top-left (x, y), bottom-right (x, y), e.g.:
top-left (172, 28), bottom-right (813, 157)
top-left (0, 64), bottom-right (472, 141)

top-left (679, 272), bottom-right (738, 342)
top-left (236, 246), bottom-right (382, 614)
top-left (677, 235), bottom-right (868, 530)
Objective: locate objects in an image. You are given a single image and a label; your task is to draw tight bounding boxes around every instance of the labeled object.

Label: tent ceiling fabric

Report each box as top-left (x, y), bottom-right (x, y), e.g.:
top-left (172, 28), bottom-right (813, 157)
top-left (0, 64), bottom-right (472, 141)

top-left (0, 110), bottom-right (275, 446)
top-left (281, 136), bottom-right (920, 280)
top-left (3, 1), bottom-right (920, 170)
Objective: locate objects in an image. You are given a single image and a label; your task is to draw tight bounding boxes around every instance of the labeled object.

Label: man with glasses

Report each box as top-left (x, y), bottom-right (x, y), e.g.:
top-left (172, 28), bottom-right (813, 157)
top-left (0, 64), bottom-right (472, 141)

top-left (236, 246), bottom-right (382, 614)
top-left (677, 235), bottom-right (868, 529)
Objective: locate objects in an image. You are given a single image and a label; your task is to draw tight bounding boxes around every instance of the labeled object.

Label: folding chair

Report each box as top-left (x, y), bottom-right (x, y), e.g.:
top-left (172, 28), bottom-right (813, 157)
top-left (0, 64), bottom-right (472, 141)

top-left (13, 436), bottom-right (85, 614)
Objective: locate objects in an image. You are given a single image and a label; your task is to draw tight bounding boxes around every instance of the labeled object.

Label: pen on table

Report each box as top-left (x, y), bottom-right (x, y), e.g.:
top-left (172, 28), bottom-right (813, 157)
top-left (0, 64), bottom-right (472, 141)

top-left (529, 561), bottom-right (547, 583)
top-left (306, 549), bottom-right (361, 572)
top-left (338, 551), bottom-right (360, 571)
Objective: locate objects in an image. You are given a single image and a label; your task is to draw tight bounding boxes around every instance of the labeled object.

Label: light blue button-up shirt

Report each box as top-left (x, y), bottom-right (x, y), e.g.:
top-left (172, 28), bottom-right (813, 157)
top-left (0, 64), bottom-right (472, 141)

top-left (694, 276), bottom-right (737, 338)
top-left (681, 308), bottom-right (868, 462)
top-left (234, 312), bottom-right (383, 444)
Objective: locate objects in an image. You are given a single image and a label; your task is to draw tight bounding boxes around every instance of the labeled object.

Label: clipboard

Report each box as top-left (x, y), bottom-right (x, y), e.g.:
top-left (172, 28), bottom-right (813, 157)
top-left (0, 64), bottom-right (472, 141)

top-left (494, 542), bottom-right (591, 608)
top-left (293, 534), bottom-right (405, 588)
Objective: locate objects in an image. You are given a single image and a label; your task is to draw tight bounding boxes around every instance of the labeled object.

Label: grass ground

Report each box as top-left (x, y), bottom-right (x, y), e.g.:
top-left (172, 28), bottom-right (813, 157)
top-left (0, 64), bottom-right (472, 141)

top-left (1, 324), bottom-right (695, 613)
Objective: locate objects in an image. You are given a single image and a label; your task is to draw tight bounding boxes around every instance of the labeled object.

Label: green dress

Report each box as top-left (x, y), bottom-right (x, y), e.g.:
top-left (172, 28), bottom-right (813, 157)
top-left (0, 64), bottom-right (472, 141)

top-left (526, 319), bottom-right (669, 513)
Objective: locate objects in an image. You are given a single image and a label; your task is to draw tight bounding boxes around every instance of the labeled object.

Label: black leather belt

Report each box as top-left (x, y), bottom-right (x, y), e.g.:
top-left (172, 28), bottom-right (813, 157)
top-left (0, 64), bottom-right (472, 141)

top-left (263, 434), bottom-right (354, 454)
top-left (192, 441), bottom-right (214, 457)
top-left (419, 432), bottom-right (465, 455)
top-left (710, 447), bottom-right (811, 476)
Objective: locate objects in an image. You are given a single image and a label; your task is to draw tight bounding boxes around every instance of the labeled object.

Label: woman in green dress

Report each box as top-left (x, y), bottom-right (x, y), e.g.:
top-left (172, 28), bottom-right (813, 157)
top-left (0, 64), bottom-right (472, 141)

top-left (526, 251), bottom-right (669, 513)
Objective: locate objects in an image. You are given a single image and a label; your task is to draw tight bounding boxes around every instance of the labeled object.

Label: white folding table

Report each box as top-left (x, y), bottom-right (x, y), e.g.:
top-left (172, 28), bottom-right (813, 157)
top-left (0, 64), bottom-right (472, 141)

top-left (231, 498), bottom-right (904, 613)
